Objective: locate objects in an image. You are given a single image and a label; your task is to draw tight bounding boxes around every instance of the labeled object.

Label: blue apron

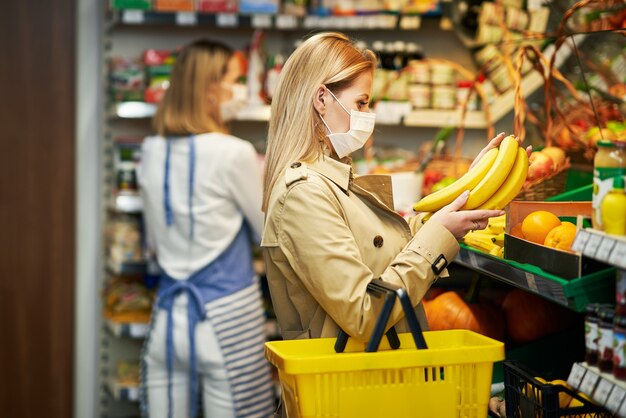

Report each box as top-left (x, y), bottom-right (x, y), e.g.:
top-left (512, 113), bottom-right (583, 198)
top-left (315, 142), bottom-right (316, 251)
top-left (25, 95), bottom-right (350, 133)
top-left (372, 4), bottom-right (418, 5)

top-left (141, 136), bottom-right (274, 418)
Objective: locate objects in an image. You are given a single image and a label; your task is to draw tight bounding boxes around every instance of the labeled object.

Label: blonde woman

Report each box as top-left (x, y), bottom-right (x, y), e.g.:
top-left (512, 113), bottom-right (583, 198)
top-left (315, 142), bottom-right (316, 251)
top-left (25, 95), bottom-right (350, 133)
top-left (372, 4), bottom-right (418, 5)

top-left (138, 40), bottom-right (274, 418)
top-left (262, 32), bottom-right (510, 350)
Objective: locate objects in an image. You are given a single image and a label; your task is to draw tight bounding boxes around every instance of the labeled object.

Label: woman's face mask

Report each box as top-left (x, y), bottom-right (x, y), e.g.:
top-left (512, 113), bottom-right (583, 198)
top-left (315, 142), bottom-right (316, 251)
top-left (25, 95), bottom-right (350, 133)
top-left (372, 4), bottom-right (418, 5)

top-left (319, 88), bottom-right (376, 158)
top-left (220, 83), bottom-right (248, 122)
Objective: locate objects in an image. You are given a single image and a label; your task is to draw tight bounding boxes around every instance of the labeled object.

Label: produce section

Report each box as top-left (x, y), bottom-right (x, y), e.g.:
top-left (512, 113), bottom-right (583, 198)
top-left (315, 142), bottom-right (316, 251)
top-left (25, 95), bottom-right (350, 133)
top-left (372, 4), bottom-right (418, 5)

top-left (92, 1), bottom-right (626, 418)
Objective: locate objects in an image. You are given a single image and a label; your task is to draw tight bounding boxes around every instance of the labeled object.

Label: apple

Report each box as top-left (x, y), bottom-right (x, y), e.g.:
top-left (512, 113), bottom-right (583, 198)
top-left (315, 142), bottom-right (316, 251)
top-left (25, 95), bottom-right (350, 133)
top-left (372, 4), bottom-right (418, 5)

top-left (541, 146), bottom-right (567, 170)
top-left (527, 151), bottom-right (554, 182)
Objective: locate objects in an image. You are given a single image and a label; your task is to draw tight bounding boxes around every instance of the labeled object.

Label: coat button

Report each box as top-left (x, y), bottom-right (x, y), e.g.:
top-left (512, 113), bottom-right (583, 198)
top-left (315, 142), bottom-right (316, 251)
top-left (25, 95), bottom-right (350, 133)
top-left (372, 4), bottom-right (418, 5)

top-left (290, 162), bottom-right (301, 168)
top-left (373, 235), bottom-right (384, 248)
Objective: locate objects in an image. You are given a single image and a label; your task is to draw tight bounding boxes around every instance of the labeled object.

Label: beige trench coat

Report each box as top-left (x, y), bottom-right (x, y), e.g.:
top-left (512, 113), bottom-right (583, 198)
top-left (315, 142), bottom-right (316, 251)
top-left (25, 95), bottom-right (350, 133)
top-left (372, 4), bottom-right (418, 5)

top-left (261, 156), bottom-right (459, 343)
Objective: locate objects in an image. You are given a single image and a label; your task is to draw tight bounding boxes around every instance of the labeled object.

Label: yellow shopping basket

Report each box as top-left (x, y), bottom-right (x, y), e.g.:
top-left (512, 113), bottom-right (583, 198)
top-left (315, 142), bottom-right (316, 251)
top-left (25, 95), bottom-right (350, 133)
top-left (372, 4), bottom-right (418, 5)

top-left (265, 280), bottom-right (505, 418)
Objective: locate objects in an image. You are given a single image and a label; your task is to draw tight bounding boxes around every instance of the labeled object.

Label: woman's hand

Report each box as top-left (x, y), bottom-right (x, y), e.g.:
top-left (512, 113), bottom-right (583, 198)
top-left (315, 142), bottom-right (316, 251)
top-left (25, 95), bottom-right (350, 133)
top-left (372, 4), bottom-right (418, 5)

top-left (469, 132), bottom-right (532, 170)
top-left (428, 191), bottom-right (505, 240)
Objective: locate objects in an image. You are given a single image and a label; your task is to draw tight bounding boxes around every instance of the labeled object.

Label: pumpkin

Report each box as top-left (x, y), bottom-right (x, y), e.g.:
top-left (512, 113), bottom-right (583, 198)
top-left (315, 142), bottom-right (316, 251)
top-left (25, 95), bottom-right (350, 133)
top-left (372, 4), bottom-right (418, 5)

top-left (424, 279), bottom-right (506, 341)
top-left (501, 289), bottom-right (575, 344)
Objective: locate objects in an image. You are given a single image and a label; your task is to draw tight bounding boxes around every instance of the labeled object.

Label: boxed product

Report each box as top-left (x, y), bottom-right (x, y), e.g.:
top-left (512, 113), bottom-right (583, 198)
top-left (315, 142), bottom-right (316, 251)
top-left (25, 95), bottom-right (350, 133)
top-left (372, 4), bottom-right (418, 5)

top-left (238, 0), bottom-right (278, 14)
top-left (505, 201), bottom-right (608, 279)
top-left (197, 0), bottom-right (238, 12)
top-left (154, 0), bottom-right (194, 10)
top-left (111, 0), bottom-right (152, 9)
top-left (109, 57), bottom-right (145, 102)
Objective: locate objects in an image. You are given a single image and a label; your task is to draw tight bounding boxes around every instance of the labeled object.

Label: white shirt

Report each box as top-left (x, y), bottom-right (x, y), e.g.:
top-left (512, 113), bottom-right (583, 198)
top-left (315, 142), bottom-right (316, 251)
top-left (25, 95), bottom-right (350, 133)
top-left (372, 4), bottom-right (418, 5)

top-left (138, 132), bottom-right (264, 280)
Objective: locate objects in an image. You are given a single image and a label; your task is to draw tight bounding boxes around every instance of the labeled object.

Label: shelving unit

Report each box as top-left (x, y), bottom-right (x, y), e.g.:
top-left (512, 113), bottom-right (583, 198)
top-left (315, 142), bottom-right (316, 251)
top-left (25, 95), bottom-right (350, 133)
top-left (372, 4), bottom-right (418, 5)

top-left (568, 362), bottom-right (626, 417)
top-left (454, 245), bottom-right (615, 312)
top-left (572, 228), bottom-right (626, 270)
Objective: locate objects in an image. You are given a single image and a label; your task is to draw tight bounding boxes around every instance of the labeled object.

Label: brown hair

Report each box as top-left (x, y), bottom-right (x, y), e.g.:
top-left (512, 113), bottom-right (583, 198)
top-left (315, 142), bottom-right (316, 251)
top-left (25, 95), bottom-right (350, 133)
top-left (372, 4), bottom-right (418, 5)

top-left (152, 39), bottom-right (233, 136)
top-left (262, 32), bottom-right (376, 211)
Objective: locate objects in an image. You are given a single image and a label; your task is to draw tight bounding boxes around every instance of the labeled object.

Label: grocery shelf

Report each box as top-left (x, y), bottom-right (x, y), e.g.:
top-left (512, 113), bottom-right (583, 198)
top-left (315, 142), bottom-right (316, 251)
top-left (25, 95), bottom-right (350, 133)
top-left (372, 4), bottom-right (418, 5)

top-left (113, 101), bottom-right (272, 122)
top-left (568, 362), bottom-right (626, 416)
top-left (404, 108), bottom-right (488, 128)
top-left (572, 228), bottom-right (626, 271)
top-left (108, 9), bottom-right (434, 30)
top-left (106, 377), bottom-right (140, 402)
top-left (105, 319), bottom-right (150, 339)
top-left (454, 245), bottom-right (615, 311)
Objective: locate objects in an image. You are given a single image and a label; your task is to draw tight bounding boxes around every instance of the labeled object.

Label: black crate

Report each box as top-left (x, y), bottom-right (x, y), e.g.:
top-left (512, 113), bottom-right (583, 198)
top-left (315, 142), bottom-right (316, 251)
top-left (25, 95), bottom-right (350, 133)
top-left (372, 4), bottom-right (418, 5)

top-left (503, 361), bottom-right (614, 418)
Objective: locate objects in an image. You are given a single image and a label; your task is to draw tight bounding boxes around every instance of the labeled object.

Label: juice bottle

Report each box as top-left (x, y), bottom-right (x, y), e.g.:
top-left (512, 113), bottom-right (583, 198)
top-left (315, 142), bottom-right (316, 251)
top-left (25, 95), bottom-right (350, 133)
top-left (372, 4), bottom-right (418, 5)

top-left (601, 174), bottom-right (626, 236)
top-left (593, 141), bottom-right (626, 230)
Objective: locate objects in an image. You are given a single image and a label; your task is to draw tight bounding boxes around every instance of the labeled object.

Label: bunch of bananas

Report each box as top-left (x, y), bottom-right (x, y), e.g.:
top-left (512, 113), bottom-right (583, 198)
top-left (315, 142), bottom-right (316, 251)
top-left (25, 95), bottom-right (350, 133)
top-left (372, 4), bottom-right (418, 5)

top-left (413, 135), bottom-right (529, 212)
top-left (462, 214), bottom-right (506, 258)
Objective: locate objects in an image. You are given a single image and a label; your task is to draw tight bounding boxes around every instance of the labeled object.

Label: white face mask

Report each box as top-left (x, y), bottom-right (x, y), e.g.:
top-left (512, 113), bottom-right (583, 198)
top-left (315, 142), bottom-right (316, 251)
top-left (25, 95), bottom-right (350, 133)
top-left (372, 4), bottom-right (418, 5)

top-left (220, 83), bottom-right (248, 122)
top-left (319, 89), bottom-right (376, 158)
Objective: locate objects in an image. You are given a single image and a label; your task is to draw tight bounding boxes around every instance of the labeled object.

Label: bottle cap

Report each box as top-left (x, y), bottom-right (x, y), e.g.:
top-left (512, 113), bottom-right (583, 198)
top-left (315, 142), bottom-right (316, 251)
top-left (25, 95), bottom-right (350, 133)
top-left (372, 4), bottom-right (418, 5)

top-left (613, 175), bottom-right (625, 190)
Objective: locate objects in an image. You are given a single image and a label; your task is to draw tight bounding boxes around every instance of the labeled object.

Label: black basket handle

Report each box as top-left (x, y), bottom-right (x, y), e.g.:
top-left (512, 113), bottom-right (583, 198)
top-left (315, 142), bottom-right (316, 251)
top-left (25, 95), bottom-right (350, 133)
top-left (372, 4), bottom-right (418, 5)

top-left (334, 279), bottom-right (428, 353)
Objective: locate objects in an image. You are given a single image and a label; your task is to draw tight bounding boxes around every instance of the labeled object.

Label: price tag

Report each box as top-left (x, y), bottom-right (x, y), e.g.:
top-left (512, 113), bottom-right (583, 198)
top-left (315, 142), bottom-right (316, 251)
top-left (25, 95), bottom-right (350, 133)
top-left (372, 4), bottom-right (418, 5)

top-left (217, 13), bottom-right (238, 27)
top-left (276, 14), bottom-right (297, 29)
top-left (609, 242), bottom-right (626, 269)
top-left (567, 363), bottom-right (586, 390)
top-left (584, 233), bottom-right (603, 258)
top-left (593, 378), bottom-right (614, 405)
top-left (129, 323), bottom-right (149, 338)
top-left (606, 384), bottom-right (626, 413)
top-left (122, 9), bottom-right (144, 24)
top-left (579, 369), bottom-right (600, 395)
top-left (176, 12), bottom-right (197, 26)
top-left (468, 251), bottom-right (478, 268)
top-left (252, 14), bottom-right (272, 28)
top-left (618, 392), bottom-right (626, 417)
top-left (571, 229), bottom-right (590, 253)
top-left (596, 238), bottom-right (616, 262)
top-left (525, 272), bottom-right (538, 292)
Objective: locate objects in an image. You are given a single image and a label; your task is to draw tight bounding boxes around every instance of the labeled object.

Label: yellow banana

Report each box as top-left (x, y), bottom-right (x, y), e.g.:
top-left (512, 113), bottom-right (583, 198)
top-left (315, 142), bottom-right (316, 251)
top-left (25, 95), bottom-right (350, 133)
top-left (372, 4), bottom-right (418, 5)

top-left (477, 146), bottom-right (529, 210)
top-left (464, 136), bottom-right (520, 209)
top-left (413, 148), bottom-right (499, 212)
top-left (463, 232), bottom-right (501, 253)
top-left (491, 232), bottom-right (505, 246)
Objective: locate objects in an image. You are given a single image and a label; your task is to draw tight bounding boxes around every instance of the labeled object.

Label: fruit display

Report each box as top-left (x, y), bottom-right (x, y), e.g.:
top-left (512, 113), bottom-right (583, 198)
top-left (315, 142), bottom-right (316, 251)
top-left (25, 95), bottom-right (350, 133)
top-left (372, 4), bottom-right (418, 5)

top-left (511, 210), bottom-right (578, 252)
top-left (413, 135), bottom-right (529, 213)
top-left (526, 147), bottom-right (568, 186)
top-left (461, 214), bottom-right (505, 258)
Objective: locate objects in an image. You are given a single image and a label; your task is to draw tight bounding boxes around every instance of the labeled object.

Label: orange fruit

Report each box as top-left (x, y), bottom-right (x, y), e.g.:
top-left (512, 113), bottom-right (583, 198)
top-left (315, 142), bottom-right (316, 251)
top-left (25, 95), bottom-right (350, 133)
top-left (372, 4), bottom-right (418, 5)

top-left (521, 211), bottom-right (561, 244)
top-left (544, 222), bottom-right (577, 252)
top-left (510, 223), bottom-right (525, 239)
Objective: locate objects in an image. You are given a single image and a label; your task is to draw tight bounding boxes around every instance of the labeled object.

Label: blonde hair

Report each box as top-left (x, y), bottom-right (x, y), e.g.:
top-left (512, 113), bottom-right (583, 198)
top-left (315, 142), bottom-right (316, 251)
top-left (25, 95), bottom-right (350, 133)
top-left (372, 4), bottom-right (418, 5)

top-left (153, 39), bottom-right (233, 136)
top-left (262, 32), bottom-right (376, 211)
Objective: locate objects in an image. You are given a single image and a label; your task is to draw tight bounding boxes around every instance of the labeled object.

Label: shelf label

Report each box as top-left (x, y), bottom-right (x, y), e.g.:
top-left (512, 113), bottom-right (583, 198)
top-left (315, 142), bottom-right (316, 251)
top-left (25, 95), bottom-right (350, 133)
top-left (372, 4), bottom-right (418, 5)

top-left (567, 363), bottom-right (586, 390)
top-left (584, 233), bottom-right (603, 258)
top-left (176, 12), bottom-right (197, 26)
top-left (596, 238), bottom-right (616, 262)
top-left (609, 241), bottom-right (626, 270)
top-left (468, 250), bottom-right (478, 268)
top-left (607, 384), bottom-right (626, 413)
top-left (129, 323), bottom-right (149, 338)
top-left (525, 272), bottom-right (538, 292)
top-left (571, 229), bottom-right (590, 253)
top-left (122, 10), bottom-right (144, 24)
top-left (593, 378), bottom-right (614, 405)
top-left (217, 13), bottom-right (238, 27)
top-left (252, 14), bottom-right (272, 28)
top-left (126, 386), bottom-right (139, 401)
top-left (579, 369), bottom-right (600, 395)
top-left (276, 14), bottom-right (297, 29)
top-left (618, 391), bottom-right (626, 418)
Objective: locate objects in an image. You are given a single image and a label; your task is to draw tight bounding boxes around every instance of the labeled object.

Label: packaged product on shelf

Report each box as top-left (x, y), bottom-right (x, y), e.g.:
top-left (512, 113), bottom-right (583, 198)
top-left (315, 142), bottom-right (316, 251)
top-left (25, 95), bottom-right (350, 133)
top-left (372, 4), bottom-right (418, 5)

top-left (407, 60), bottom-right (430, 84)
top-left (107, 216), bottom-right (143, 266)
top-left (613, 309), bottom-right (626, 381)
top-left (117, 360), bottom-right (140, 386)
top-left (430, 62), bottom-right (455, 85)
top-left (585, 303), bottom-right (602, 366)
top-left (282, 0), bottom-right (307, 16)
top-left (264, 54), bottom-right (284, 101)
top-left (383, 71), bottom-right (410, 101)
top-left (154, 0), bottom-right (194, 10)
top-left (504, 6), bottom-right (529, 31)
top-left (598, 306), bottom-right (616, 373)
top-left (111, 0), bottom-right (152, 9)
top-left (401, 0), bottom-right (439, 15)
top-left (408, 83), bottom-right (430, 109)
top-left (104, 276), bottom-right (153, 322)
top-left (593, 140), bottom-right (626, 230)
top-left (431, 85), bottom-right (456, 109)
top-left (109, 57), bottom-right (145, 102)
top-left (601, 176), bottom-right (626, 236)
top-left (197, 0), bottom-right (238, 12)
top-left (239, 0), bottom-right (279, 14)
top-left (370, 68), bottom-right (389, 103)
top-left (527, 6), bottom-right (550, 33)
top-left (456, 80), bottom-right (479, 111)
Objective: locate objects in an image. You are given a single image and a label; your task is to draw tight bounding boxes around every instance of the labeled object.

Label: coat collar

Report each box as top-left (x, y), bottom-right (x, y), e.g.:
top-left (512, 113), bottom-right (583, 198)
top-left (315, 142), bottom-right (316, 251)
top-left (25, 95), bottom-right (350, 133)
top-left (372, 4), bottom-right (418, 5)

top-left (308, 156), bottom-right (396, 211)
top-left (308, 156), bottom-right (352, 192)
